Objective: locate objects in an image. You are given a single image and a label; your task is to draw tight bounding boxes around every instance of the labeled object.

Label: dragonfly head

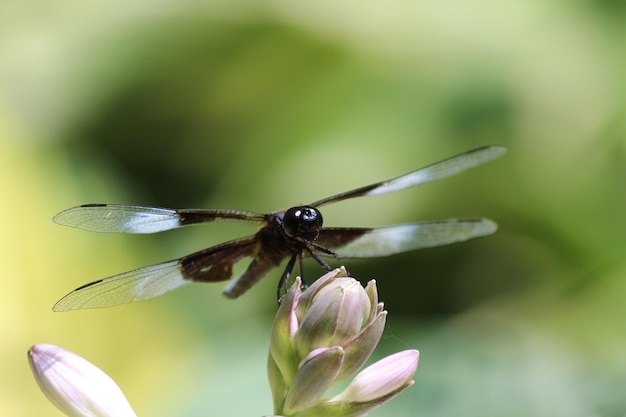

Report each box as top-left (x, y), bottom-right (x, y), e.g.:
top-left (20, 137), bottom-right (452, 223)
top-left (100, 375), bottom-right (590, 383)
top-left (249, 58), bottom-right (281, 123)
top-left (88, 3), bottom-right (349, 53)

top-left (282, 206), bottom-right (323, 241)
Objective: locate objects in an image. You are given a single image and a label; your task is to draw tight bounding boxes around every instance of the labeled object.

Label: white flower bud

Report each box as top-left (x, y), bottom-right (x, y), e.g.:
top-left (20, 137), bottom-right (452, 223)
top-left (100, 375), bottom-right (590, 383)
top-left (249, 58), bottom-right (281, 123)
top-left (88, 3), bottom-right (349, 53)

top-left (28, 344), bottom-right (136, 417)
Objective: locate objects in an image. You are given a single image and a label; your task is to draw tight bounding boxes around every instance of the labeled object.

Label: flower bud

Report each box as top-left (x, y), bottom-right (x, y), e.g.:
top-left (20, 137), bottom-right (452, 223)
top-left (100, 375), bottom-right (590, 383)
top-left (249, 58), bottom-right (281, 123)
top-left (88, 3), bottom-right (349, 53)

top-left (28, 344), bottom-right (136, 417)
top-left (268, 268), bottom-right (417, 416)
top-left (295, 277), bottom-right (372, 357)
top-left (287, 350), bottom-right (418, 417)
top-left (333, 349), bottom-right (419, 403)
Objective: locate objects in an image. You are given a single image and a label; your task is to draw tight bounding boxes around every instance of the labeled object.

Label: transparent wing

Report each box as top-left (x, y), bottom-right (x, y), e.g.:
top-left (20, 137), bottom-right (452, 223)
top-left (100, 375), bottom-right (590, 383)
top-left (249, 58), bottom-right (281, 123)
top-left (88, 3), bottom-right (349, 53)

top-left (317, 219), bottom-right (497, 258)
top-left (310, 146), bottom-right (506, 207)
top-left (53, 237), bottom-right (259, 311)
top-left (53, 261), bottom-right (187, 311)
top-left (53, 204), bottom-right (266, 234)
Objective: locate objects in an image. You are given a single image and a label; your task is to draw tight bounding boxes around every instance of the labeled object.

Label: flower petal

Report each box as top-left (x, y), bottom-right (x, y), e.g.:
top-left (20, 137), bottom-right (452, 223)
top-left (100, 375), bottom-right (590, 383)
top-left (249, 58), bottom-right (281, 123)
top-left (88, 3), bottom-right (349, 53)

top-left (295, 267), bottom-right (347, 320)
top-left (333, 349), bottom-right (419, 403)
top-left (267, 352), bottom-right (289, 412)
top-left (364, 280), bottom-right (379, 322)
top-left (335, 310), bottom-right (387, 382)
top-left (270, 276), bottom-right (304, 384)
top-left (282, 347), bottom-right (344, 414)
top-left (28, 344), bottom-right (137, 417)
top-left (295, 277), bottom-right (371, 357)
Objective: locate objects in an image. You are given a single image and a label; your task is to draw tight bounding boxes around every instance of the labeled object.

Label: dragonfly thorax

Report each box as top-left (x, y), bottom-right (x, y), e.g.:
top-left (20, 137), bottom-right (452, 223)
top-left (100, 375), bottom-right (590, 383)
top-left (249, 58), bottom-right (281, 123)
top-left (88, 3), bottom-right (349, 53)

top-left (282, 206), bottom-right (323, 241)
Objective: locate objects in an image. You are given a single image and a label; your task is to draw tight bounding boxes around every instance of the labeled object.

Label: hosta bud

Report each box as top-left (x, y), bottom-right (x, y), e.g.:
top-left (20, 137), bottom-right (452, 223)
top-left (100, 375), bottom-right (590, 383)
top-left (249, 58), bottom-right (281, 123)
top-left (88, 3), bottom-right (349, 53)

top-left (28, 344), bottom-right (136, 417)
top-left (268, 268), bottom-right (417, 416)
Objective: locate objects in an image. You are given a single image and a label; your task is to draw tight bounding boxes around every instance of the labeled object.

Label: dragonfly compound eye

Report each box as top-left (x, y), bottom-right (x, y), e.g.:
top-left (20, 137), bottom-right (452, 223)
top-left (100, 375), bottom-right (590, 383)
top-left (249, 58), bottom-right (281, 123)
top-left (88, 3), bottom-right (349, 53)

top-left (282, 206), bottom-right (323, 241)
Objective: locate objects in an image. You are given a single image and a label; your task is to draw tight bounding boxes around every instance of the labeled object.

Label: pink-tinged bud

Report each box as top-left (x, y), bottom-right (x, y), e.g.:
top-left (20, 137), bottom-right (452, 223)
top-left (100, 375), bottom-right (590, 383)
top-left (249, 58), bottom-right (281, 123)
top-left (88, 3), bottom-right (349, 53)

top-left (268, 268), bottom-right (417, 416)
top-left (294, 277), bottom-right (372, 357)
top-left (28, 344), bottom-right (137, 417)
top-left (333, 349), bottom-right (419, 403)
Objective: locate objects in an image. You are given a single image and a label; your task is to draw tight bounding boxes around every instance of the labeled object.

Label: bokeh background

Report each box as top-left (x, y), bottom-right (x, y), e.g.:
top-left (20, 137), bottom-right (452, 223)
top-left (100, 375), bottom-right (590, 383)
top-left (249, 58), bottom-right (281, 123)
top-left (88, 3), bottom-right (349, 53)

top-left (2, 0), bottom-right (625, 416)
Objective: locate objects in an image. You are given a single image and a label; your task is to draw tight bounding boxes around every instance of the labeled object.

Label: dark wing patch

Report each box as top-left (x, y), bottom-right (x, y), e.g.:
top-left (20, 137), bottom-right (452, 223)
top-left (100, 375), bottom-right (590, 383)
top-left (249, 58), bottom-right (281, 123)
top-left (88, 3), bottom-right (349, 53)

top-left (181, 237), bottom-right (259, 282)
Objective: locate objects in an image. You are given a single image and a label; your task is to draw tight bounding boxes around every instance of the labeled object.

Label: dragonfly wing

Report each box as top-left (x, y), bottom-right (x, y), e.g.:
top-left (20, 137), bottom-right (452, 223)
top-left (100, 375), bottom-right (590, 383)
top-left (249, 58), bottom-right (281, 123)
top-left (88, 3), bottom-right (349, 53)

top-left (53, 237), bottom-right (259, 311)
top-left (317, 219), bottom-right (497, 258)
top-left (181, 237), bottom-right (258, 283)
top-left (53, 260), bottom-right (187, 311)
top-left (53, 204), bottom-right (265, 233)
top-left (310, 146), bottom-right (506, 207)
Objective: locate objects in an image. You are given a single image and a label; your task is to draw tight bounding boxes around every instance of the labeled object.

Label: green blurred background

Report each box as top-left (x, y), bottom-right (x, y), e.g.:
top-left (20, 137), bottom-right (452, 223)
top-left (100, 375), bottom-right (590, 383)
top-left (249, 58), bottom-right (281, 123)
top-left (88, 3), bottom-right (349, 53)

top-left (1, 0), bottom-right (625, 415)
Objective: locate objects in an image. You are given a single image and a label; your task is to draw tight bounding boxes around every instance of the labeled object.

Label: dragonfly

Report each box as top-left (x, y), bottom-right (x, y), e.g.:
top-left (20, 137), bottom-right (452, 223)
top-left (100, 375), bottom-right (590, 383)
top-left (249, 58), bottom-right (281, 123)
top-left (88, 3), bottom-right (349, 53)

top-left (52, 145), bottom-right (505, 311)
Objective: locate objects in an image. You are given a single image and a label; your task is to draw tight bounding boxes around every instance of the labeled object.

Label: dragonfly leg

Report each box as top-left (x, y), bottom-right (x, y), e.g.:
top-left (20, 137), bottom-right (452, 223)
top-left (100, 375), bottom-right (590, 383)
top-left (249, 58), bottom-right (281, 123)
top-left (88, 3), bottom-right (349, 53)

top-left (310, 243), bottom-right (351, 277)
top-left (298, 253), bottom-right (309, 289)
top-left (306, 245), bottom-right (334, 271)
top-left (311, 242), bottom-right (340, 260)
top-left (278, 254), bottom-right (298, 302)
